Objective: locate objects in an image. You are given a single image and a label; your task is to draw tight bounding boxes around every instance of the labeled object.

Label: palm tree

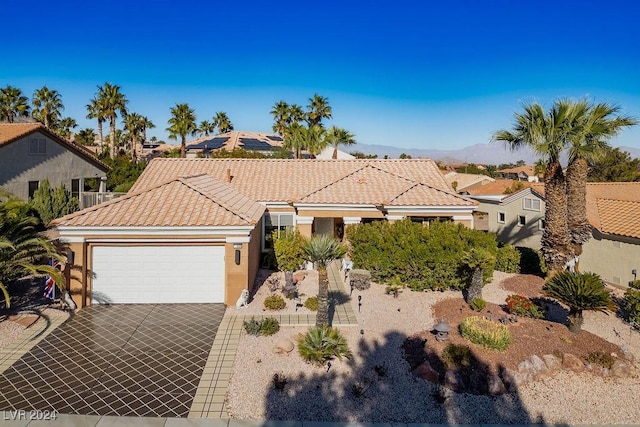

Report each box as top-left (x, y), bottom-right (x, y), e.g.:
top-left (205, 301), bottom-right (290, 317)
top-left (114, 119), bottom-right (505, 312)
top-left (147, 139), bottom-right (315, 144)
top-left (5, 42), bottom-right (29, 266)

top-left (462, 248), bottom-right (495, 303)
top-left (288, 104), bottom-right (305, 126)
top-left (284, 123), bottom-right (307, 159)
top-left (32, 86), bottom-right (64, 129)
top-left (304, 234), bottom-right (347, 327)
top-left (197, 120), bottom-right (215, 137)
top-left (0, 86), bottom-right (30, 123)
top-left (123, 112), bottom-right (145, 160)
top-left (325, 126), bottom-right (356, 159)
top-left (305, 125), bottom-right (328, 158)
top-left (213, 111), bottom-right (233, 134)
top-left (56, 117), bottom-right (77, 140)
top-left (566, 102), bottom-right (637, 254)
top-left (307, 94), bottom-right (332, 128)
top-left (86, 96), bottom-right (106, 149)
top-left (543, 271), bottom-right (614, 333)
top-left (140, 115), bottom-right (155, 144)
top-left (270, 101), bottom-right (290, 136)
top-left (97, 83), bottom-right (128, 158)
top-left (493, 101), bottom-right (577, 272)
top-left (166, 103), bottom-right (197, 158)
top-left (75, 128), bottom-right (96, 146)
top-left (0, 194), bottom-right (64, 308)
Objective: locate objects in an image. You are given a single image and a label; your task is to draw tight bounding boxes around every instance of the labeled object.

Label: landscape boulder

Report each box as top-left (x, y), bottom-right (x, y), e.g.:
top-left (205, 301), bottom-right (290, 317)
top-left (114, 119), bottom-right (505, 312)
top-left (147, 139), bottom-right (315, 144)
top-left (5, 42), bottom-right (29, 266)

top-left (273, 339), bottom-right (294, 354)
top-left (542, 354), bottom-right (562, 371)
top-left (292, 271), bottom-right (306, 284)
top-left (443, 370), bottom-right (464, 392)
top-left (412, 361), bottom-right (440, 383)
top-left (562, 353), bottom-right (585, 372)
top-left (487, 374), bottom-right (507, 396)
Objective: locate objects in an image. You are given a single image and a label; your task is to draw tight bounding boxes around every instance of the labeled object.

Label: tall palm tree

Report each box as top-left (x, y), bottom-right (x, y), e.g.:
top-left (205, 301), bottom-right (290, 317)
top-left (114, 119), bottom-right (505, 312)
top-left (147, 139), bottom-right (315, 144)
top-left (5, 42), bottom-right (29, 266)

top-left (304, 234), bottom-right (347, 327)
top-left (166, 103), bottom-right (197, 158)
top-left (196, 120), bottom-right (215, 137)
top-left (140, 115), bottom-right (155, 144)
top-left (270, 101), bottom-right (290, 136)
top-left (86, 96), bottom-right (106, 149)
top-left (307, 94), bottom-right (332, 128)
top-left (56, 117), bottom-right (77, 140)
top-left (123, 112), bottom-right (145, 160)
top-left (0, 86), bottom-right (30, 123)
top-left (285, 122), bottom-right (327, 159)
top-left (305, 125), bottom-right (328, 158)
top-left (288, 104), bottom-right (305, 126)
top-left (325, 126), bottom-right (356, 159)
top-left (97, 83), bottom-right (128, 158)
top-left (213, 111), bottom-right (233, 134)
top-left (493, 101), bottom-right (577, 272)
top-left (566, 102), bottom-right (637, 254)
top-left (0, 194), bottom-right (64, 308)
top-left (75, 128), bottom-right (96, 146)
top-left (32, 86), bottom-right (64, 129)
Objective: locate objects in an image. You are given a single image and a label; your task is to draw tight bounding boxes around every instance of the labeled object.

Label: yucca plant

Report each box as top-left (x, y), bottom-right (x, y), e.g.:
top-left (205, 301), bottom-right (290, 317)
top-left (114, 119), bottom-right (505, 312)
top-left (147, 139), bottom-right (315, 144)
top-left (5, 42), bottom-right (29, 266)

top-left (543, 271), bottom-right (614, 333)
top-left (297, 326), bottom-right (351, 366)
top-left (462, 248), bottom-right (495, 303)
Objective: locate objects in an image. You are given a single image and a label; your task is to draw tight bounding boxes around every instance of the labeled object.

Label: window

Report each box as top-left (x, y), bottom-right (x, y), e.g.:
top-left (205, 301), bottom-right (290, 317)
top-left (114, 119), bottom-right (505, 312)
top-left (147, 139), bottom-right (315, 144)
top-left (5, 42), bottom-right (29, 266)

top-left (523, 197), bottom-right (541, 211)
top-left (497, 212), bottom-right (506, 224)
top-left (263, 213), bottom-right (294, 251)
top-left (71, 179), bottom-right (80, 199)
top-left (28, 181), bottom-right (39, 198)
top-left (539, 219), bottom-right (546, 230)
top-left (518, 215), bottom-right (526, 226)
top-left (29, 138), bottom-right (46, 154)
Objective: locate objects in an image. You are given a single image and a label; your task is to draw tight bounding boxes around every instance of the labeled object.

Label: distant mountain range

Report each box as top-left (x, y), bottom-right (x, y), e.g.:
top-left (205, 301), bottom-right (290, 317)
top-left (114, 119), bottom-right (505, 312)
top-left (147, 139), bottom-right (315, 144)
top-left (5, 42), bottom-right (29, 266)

top-left (350, 142), bottom-right (640, 165)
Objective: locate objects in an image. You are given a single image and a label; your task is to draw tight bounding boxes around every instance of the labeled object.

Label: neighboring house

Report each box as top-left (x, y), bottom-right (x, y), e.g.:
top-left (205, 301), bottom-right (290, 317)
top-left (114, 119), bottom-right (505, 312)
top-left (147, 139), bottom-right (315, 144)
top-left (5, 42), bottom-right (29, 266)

top-left (54, 158), bottom-right (477, 308)
top-left (581, 183), bottom-right (640, 288)
top-left (462, 179), bottom-right (546, 249)
top-left (497, 165), bottom-right (541, 182)
top-left (443, 172), bottom-right (495, 192)
top-left (0, 123), bottom-right (109, 203)
top-left (315, 146), bottom-right (356, 159)
top-left (186, 131), bottom-right (284, 157)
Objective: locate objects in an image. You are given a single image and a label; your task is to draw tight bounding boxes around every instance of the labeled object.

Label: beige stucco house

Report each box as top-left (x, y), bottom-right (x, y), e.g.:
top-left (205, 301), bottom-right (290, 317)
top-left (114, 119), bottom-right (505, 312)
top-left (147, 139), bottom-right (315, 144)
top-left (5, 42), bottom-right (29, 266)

top-left (580, 182), bottom-right (640, 288)
top-left (0, 123), bottom-right (109, 201)
top-left (54, 158), bottom-right (477, 308)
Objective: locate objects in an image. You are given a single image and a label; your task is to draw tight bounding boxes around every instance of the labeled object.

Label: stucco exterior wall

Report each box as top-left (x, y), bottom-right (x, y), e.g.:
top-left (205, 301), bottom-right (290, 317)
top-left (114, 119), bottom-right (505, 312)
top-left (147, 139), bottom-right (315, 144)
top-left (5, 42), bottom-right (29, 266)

top-left (476, 195), bottom-right (544, 249)
top-left (581, 231), bottom-right (640, 288)
top-left (0, 132), bottom-right (106, 200)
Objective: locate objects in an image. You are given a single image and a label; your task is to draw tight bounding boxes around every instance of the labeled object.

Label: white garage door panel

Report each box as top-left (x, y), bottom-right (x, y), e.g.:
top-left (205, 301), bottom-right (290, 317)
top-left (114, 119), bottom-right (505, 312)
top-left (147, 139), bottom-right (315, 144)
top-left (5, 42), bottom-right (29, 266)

top-left (92, 246), bottom-right (225, 304)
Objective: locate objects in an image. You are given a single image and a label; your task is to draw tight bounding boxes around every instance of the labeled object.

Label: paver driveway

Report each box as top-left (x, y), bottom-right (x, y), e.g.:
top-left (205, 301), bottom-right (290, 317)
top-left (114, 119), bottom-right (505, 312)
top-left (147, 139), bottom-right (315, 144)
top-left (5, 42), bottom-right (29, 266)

top-left (0, 304), bottom-right (225, 417)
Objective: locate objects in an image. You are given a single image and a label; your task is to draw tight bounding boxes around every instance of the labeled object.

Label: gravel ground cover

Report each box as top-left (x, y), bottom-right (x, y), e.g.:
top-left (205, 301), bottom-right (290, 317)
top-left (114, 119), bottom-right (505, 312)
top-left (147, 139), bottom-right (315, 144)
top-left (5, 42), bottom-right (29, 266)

top-left (226, 270), bottom-right (640, 423)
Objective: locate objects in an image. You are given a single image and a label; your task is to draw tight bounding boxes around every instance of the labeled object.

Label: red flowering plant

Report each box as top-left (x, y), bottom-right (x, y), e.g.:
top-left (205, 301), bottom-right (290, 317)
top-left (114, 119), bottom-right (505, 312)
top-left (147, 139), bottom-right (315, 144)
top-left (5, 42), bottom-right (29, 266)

top-left (505, 294), bottom-right (545, 319)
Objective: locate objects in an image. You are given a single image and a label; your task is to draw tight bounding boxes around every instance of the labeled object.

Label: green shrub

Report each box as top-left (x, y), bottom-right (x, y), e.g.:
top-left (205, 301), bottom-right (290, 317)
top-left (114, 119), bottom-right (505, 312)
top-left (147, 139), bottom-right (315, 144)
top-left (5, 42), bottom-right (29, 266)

top-left (243, 317), bottom-right (262, 336)
top-left (30, 179), bottom-right (79, 224)
top-left (260, 317), bottom-right (280, 335)
top-left (506, 294), bottom-right (545, 319)
top-left (495, 244), bottom-right (520, 273)
top-left (460, 316), bottom-right (511, 351)
top-left (623, 285), bottom-right (640, 329)
top-left (543, 272), bottom-right (614, 333)
top-left (348, 219), bottom-right (498, 291)
top-left (470, 297), bottom-right (486, 311)
top-left (584, 351), bottom-right (615, 369)
top-left (304, 296), bottom-right (318, 311)
top-left (441, 343), bottom-right (474, 369)
top-left (264, 294), bottom-right (286, 311)
top-left (517, 246), bottom-right (547, 275)
top-left (272, 229), bottom-right (307, 272)
top-left (297, 326), bottom-right (352, 366)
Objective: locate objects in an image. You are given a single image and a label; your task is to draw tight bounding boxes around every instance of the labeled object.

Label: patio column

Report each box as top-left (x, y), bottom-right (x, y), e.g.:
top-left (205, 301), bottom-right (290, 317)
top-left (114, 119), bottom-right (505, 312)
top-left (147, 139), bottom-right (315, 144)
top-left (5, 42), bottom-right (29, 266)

top-left (296, 216), bottom-right (314, 238)
top-left (453, 215), bottom-right (474, 228)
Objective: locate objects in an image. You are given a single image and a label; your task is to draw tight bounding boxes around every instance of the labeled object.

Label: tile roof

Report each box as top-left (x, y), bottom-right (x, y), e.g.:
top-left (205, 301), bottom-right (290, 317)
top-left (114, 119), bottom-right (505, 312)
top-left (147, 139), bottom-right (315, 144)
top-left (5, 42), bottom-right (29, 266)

top-left (129, 158), bottom-right (459, 206)
top-left (54, 174), bottom-right (265, 227)
top-left (462, 179), bottom-right (544, 197)
top-left (186, 131), bottom-right (284, 152)
top-left (0, 123), bottom-right (109, 172)
top-left (498, 165), bottom-right (537, 175)
top-left (443, 172), bottom-right (495, 191)
top-left (586, 182), bottom-right (640, 238)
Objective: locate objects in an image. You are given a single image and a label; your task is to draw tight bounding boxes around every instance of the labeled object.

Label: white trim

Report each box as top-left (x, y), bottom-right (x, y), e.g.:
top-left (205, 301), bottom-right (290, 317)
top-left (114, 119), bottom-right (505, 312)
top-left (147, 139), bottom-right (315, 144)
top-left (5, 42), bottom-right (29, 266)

top-left (295, 204), bottom-right (381, 212)
top-left (295, 216), bottom-right (314, 225)
top-left (56, 226), bottom-right (255, 238)
top-left (385, 215), bottom-right (405, 221)
top-left (225, 236), bottom-right (251, 244)
top-left (468, 195), bottom-right (505, 202)
top-left (452, 215), bottom-right (473, 221)
top-left (86, 238), bottom-right (226, 243)
top-left (60, 236), bottom-right (86, 243)
top-left (343, 217), bottom-right (362, 225)
top-left (517, 215), bottom-right (527, 227)
top-left (497, 212), bottom-right (506, 224)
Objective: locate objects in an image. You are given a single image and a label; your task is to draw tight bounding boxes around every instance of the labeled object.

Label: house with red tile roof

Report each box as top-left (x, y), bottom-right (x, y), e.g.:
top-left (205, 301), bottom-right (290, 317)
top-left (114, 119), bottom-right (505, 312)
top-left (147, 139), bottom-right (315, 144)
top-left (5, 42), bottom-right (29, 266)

top-left (54, 158), bottom-right (477, 307)
top-left (0, 123), bottom-right (109, 201)
top-left (497, 165), bottom-right (542, 182)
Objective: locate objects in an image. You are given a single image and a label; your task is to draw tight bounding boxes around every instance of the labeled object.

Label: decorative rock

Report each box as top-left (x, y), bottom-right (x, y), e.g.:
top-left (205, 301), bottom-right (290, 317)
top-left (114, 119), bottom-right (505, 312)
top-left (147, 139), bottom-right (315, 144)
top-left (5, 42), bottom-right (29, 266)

top-left (562, 353), bottom-right (585, 372)
top-left (443, 369), bottom-right (464, 392)
top-left (292, 271), bottom-right (306, 284)
top-left (349, 269), bottom-right (372, 291)
top-left (273, 339), bottom-right (294, 354)
top-left (611, 360), bottom-right (633, 378)
top-left (542, 354), bottom-right (562, 371)
top-left (517, 360), bottom-right (534, 374)
top-left (487, 374), bottom-right (507, 395)
top-left (412, 361), bottom-right (440, 383)
top-left (500, 368), bottom-right (517, 391)
top-left (530, 355), bottom-right (547, 374)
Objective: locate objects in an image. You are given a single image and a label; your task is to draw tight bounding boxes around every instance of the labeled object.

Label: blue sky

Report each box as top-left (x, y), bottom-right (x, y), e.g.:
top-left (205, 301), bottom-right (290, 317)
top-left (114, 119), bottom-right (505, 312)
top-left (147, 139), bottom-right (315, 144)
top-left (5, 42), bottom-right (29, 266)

top-left (2, 0), bottom-right (639, 150)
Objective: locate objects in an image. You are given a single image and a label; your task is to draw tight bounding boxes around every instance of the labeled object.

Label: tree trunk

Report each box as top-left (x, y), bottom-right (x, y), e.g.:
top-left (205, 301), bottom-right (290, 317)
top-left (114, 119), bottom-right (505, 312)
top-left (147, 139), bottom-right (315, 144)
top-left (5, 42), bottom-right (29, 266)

top-left (541, 160), bottom-right (570, 273)
top-left (566, 157), bottom-right (591, 249)
top-left (316, 268), bottom-right (329, 327)
top-left (109, 117), bottom-right (117, 158)
top-left (181, 135), bottom-right (186, 158)
top-left (332, 146), bottom-right (338, 159)
top-left (97, 120), bottom-right (104, 149)
top-left (465, 267), bottom-right (483, 303)
top-left (567, 308), bottom-right (583, 333)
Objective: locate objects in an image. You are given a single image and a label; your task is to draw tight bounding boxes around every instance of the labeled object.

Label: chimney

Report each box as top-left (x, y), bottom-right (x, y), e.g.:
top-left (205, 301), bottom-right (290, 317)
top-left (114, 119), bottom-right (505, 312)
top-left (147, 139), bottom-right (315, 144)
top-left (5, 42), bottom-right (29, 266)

top-left (226, 168), bottom-right (232, 183)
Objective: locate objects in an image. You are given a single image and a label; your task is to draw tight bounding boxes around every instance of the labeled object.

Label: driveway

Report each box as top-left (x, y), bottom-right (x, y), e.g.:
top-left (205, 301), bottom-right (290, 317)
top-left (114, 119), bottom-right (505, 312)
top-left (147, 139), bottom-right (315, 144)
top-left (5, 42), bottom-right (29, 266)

top-left (0, 304), bottom-right (225, 417)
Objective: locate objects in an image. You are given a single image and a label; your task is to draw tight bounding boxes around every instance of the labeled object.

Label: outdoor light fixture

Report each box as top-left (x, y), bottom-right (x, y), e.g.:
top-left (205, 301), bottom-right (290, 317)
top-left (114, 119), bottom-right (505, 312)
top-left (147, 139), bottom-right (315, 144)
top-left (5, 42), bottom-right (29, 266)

top-left (358, 295), bottom-right (362, 313)
top-left (233, 243), bottom-right (242, 265)
top-left (434, 319), bottom-right (452, 342)
top-left (66, 249), bottom-right (75, 264)
top-left (633, 269), bottom-right (637, 281)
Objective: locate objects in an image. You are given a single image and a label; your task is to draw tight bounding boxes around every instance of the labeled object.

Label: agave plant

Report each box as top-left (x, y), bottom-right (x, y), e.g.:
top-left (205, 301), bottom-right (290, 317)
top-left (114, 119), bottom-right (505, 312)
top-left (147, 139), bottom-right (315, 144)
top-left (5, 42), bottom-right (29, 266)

top-left (297, 326), bottom-right (351, 366)
top-left (543, 271), bottom-right (614, 333)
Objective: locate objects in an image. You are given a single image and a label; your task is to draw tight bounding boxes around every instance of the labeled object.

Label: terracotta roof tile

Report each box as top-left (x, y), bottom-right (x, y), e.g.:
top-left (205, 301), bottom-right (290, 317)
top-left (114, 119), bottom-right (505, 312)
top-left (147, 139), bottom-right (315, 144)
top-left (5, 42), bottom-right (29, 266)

top-left (443, 172), bottom-right (495, 191)
top-left (586, 182), bottom-right (640, 237)
top-left (54, 175), bottom-right (264, 227)
top-left (389, 183), bottom-right (478, 206)
top-left (595, 199), bottom-right (640, 239)
top-left (462, 179), bottom-right (543, 197)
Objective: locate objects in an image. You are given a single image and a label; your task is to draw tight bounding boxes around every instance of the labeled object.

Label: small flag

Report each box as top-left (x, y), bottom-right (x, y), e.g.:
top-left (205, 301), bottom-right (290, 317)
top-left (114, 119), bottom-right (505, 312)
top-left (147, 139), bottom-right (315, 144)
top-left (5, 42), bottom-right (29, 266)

top-left (43, 258), bottom-right (60, 300)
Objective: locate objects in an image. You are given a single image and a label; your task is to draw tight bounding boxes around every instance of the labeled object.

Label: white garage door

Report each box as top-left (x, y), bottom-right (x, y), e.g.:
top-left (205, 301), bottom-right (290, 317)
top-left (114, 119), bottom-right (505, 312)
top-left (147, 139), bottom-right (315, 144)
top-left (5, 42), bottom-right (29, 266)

top-left (91, 245), bottom-right (225, 304)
